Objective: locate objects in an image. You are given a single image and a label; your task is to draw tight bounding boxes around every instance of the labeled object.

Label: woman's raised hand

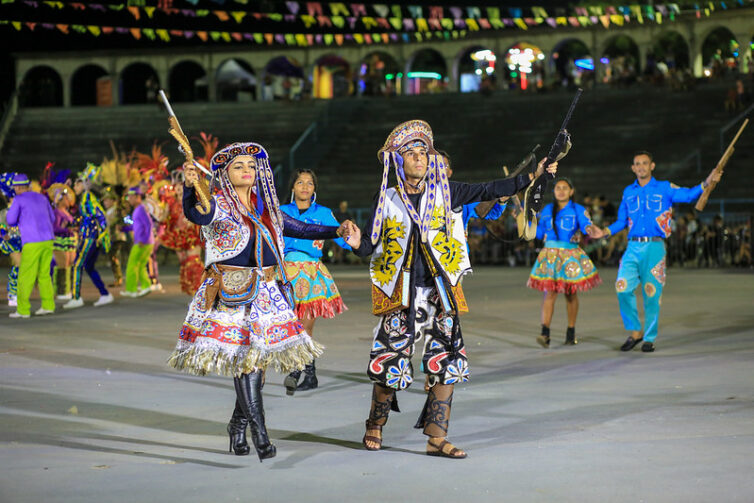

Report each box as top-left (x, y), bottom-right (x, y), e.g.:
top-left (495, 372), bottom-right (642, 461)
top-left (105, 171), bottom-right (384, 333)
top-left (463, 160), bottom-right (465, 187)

top-left (183, 162), bottom-right (198, 186)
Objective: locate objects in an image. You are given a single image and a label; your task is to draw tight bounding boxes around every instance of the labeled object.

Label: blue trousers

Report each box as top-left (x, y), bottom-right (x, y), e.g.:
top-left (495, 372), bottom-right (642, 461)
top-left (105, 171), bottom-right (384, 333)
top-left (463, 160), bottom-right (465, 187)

top-left (6, 265), bottom-right (18, 298)
top-left (615, 241), bottom-right (666, 343)
top-left (72, 238), bottom-right (108, 299)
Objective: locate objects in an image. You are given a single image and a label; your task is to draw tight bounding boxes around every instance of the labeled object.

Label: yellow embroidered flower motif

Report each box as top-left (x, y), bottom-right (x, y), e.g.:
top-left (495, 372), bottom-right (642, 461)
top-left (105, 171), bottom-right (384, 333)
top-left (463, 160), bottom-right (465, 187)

top-left (429, 202), bottom-right (445, 230)
top-left (431, 220), bottom-right (465, 275)
top-left (372, 217), bottom-right (406, 286)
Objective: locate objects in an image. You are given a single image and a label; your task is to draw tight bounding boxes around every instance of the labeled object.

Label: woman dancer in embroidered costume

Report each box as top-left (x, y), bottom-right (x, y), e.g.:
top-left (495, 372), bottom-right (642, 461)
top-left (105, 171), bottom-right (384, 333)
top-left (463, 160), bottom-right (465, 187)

top-left (0, 173), bottom-right (22, 307)
top-left (63, 164), bottom-right (113, 309)
top-left (47, 183), bottom-right (77, 300)
top-left (345, 120), bottom-right (558, 459)
top-left (39, 164), bottom-right (75, 299)
top-left (527, 178), bottom-right (601, 347)
top-left (160, 170), bottom-right (203, 295)
top-left (168, 142), bottom-right (351, 461)
top-left (280, 169), bottom-right (349, 395)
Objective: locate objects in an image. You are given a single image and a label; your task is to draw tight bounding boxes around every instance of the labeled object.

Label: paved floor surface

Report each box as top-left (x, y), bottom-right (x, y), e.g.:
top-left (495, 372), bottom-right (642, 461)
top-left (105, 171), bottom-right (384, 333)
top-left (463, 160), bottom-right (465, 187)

top-left (1, 265), bottom-right (753, 503)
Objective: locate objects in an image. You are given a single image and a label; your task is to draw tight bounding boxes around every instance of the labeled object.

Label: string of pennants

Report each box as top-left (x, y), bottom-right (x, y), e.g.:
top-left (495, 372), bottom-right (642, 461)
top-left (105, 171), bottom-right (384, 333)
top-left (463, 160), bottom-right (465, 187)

top-left (0, 18), bottom-right (467, 44)
top-left (1, 0), bottom-right (751, 45)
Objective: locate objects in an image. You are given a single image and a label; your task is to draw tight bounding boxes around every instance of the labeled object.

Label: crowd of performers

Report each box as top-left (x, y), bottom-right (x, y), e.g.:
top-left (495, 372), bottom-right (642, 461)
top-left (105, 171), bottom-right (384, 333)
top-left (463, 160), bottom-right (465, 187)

top-left (0, 136), bottom-right (220, 317)
top-left (2, 119), bottom-right (722, 461)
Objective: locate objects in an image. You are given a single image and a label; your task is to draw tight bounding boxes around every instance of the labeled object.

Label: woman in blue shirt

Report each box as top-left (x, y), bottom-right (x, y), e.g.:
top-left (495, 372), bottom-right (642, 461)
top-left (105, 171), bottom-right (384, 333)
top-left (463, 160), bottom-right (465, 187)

top-left (527, 178), bottom-right (601, 347)
top-left (280, 169), bottom-right (349, 395)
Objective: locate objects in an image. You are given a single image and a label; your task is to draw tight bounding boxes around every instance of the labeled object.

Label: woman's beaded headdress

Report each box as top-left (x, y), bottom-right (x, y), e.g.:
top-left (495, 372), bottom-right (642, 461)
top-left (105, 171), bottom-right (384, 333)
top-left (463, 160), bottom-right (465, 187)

top-left (371, 120), bottom-right (452, 245)
top-left (209, 142), bottom-right (285, 255)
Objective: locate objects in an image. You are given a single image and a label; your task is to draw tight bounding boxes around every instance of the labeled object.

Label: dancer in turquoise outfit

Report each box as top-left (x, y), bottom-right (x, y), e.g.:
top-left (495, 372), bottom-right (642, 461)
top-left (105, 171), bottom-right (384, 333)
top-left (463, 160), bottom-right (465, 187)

top-left (527, 178), bottom-right (600, 347)
top-left (592, 151), bottom-right (721, 352)
top-left (280, 169), bottom-right (349, 394)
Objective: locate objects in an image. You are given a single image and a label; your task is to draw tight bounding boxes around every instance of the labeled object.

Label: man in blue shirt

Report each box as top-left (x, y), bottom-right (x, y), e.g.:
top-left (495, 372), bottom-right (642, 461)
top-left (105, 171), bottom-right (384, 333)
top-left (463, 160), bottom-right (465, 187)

top-left (592, 151), bottom-right (721, 352)
top-left (439, 150), bottom-right (507, 239)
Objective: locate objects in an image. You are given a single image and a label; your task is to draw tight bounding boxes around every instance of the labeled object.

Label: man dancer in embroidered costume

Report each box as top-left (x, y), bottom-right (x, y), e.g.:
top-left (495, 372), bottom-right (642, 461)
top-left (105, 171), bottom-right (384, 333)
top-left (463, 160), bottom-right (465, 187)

top-left (0, 173), bottom-right (23, 307)
top-left (591, 151), bottom-right (721, 352)
top-left (168, 142), bottom-right (351, 461)
top-left (344, 120), bottom-right (558, 458)
top-left (64, 164), bottom-right (113, 309)
top-left (280, 169), bottom-right (350, 395)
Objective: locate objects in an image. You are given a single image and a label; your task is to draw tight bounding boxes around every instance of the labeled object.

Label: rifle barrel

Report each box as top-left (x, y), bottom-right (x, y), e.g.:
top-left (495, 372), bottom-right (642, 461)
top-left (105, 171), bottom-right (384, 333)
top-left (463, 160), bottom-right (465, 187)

top-left (158, 90), bottom-right (175, 118)
top-left (559, 88), bottom-right (583, 130)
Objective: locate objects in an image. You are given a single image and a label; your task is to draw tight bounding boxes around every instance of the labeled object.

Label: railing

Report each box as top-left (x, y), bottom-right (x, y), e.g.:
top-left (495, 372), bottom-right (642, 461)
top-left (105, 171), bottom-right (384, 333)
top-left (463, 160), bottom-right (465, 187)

top-left (672, 148), bottom-right (702, 174)
top-left (280, 99), bottom-right (359, 190)
top-left (704, 198), bottom-right (754, 217)
top-left (0, 90), bottom-right (19, 155)
top-left (719, 103), bottom-right (753, 154)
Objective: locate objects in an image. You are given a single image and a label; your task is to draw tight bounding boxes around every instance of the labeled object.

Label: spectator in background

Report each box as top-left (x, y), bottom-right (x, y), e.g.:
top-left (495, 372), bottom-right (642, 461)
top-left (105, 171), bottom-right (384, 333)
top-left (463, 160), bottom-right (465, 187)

top-left (5, 173), bottom-right (56, 318)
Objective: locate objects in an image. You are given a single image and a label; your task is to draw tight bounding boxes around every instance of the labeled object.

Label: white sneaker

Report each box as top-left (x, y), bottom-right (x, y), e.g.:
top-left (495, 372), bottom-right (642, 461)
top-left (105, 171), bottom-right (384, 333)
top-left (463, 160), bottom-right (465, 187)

top-left (62, 298), bottom-right (85, 310)
top-left (8, 297), bottom-right (17, 307)
top-left (56, 293), bottom-right (72, 301)
top-left (137, 287), bottom-right (151, 297)
top-left (119, 290), bottom-right (135, 297)
top-left (9, 311), bottom-right (29, 319)
top-left (150, 283), bottom-right (164, 292)
top-left (93, 293), bottom-right (114, 307)
top-left (34, 307), bottom-right (55, 316)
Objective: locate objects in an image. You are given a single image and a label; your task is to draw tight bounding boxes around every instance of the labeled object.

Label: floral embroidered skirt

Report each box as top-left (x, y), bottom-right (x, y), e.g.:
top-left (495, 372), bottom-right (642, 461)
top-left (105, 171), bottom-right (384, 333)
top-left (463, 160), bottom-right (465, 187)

top-left (284, 252), bottom-right (347, 320)
top-left (168, 269), bottom-right (323, 377)
top-left (527, 240), bottom-right (601, 294)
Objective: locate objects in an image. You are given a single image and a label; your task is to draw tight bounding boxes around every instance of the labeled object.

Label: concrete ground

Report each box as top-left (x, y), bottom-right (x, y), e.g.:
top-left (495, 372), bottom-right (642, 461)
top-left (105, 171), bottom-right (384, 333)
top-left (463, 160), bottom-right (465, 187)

top-left (1, 265), bottom-right (753, 503)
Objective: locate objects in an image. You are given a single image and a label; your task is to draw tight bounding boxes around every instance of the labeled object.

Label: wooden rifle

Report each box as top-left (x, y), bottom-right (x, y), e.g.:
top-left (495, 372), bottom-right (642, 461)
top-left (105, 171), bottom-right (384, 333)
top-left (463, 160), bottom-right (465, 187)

top-left (695, 118), bottom-right (748, 212)
top-left (158, 90), bottom-right (213, 214)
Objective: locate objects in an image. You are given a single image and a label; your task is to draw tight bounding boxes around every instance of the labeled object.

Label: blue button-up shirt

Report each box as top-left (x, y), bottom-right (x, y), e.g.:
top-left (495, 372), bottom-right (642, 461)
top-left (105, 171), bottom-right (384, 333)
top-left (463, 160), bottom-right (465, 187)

top-left (281, 202), bottom-right (349, 259)
top-left (608, 177), bottom-right (703, 239)
top-left (536, 201), bottom-right (593, 242)
top-left (461, 201), bottom-right (506, 232)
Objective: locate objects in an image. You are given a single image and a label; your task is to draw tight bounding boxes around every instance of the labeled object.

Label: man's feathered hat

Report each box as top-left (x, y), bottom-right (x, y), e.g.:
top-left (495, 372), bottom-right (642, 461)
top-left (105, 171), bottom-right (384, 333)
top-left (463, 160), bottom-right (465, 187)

top-left (371, 120), bottom-right (452, 245)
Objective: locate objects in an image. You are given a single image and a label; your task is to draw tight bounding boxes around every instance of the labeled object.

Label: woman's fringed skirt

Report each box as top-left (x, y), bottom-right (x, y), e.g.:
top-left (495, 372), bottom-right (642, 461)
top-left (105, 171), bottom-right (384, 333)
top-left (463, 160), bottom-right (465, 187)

top-left (527, 240), bottom-right (601, 294)
top-left (168, 273), bottom-right (323, 377)
top-left (284, 255), bottom-right (347, 320)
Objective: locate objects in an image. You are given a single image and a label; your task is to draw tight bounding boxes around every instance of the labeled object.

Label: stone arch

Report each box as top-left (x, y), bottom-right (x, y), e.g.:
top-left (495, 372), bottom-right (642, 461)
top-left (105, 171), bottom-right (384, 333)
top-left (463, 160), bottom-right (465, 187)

top-left (20, 65), bottom-right (63, 107)
top-left (550, 38), bottom-right (593, 88)
top-left (600, 34), bottom-right (641, 85)
top-left (120, 62), bottom-right (159, 105)
top-left (651, 30), bottom-right (690, 69)
top-left (455, 45), bottom-right (498, 93)
top-left (357, 51), bottom-right (400, 96)
top-left (169, 60), bottom-right (208, 103)
top-left (312, 54), bottom-right (352, 99)
top-left (701, 26), bottom-right (739, 77)
top-left (262, 56), bottom-right (305, 101)
top-left (215, 58), bottom-right (256, 102)
top-left (406, 48), bottom-right (446, 95)
top-left (502, 41), bottom-right (546, 91)
top-left (70, 64), bottom-right (108, 106)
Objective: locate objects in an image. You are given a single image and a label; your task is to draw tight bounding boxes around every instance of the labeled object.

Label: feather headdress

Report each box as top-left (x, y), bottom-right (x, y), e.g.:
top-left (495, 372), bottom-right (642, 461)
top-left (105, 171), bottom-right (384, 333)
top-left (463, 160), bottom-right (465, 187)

top-left (370, 120), bottom-right (452, 245)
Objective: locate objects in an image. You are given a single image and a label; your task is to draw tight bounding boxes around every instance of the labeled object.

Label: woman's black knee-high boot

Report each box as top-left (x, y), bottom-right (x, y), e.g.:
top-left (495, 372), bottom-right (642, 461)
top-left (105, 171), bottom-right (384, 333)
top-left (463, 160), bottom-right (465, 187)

top-left (226, 399), bottom-right (250, 456)
top-left (233, 371), bottom-right (276, 462)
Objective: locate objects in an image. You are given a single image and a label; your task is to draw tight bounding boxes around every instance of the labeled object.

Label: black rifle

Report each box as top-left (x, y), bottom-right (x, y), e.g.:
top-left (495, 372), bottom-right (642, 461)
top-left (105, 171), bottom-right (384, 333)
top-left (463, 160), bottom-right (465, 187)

top-left (524, 88), bottom-right (583, 221)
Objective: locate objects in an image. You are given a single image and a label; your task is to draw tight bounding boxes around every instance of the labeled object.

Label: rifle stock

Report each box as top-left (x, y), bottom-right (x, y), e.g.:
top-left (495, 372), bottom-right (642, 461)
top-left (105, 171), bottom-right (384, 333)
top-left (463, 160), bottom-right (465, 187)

top-left (695, 118), bottom-right (748, 212)
top-left (158, 90), bottom-right (212, 214)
